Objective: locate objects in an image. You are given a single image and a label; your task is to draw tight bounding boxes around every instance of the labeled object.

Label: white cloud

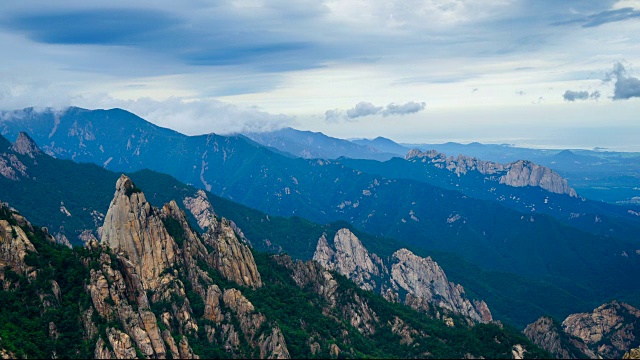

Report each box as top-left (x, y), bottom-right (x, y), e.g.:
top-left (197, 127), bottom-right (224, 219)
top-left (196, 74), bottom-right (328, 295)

top-left (346, 102), bottom-right (383, 118)
top-left (324, 100), bottom-right (426, 122)
top-left (0, 77), bottom-right (293, 135)
top-left (612, 0), bottom-right (640, 11)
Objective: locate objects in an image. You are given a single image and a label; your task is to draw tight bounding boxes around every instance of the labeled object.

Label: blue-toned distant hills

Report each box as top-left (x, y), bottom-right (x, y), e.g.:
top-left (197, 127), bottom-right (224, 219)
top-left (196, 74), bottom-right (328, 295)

top-left (2, 106), bottom-right (640, 329)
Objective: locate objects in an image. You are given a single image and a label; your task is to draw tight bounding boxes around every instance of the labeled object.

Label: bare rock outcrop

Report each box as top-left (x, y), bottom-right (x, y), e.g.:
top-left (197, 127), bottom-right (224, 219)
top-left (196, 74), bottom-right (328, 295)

top-left (313, 229), bottom-right (492, 324)
top-left (106, 327), bottom-right (137, 359)
top-left (523, 316), bottom-right (595, 359)
top-left (562, 301), bottom-right (640, 358)
top-left (204, 284), bottom-right (224, 323)
top-left (204, 217), bottom-right (262, 288)
top-left (94, 337), bottom-right (114, 359)
top-left (405, 149), bottom-right (577, 197)
top-left (222, 288), bottom-right (290, 358)
top-left (259, 326), bottom-right (291, 359)
top-left (183, 189), bottom-right (216, 230)
top-left (0, 153), bottom-right (27, 180)
top-left (100, 174), bottom-right (177, 290)
top-left (0, 215), bottom-right (37, 277)
top-left (11, 132), bottom-right (41, 158)
top-left (500, 160), bottom-right (577, 197)
top-left (390, 249), bottom-right (491, 323)
top-left (313, 229), bottom-right (386, 291)
top-left (624, 347), bottom-right (640, 359)
top-left (276, 254), bottom-right (339, 307)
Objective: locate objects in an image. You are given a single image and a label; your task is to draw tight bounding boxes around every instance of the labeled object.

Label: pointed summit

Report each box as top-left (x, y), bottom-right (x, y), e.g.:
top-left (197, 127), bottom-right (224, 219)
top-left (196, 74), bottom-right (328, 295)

top-left (101, 175), bottom-right (177, 290)
top-left (12, 132), bottom-right (41, 158)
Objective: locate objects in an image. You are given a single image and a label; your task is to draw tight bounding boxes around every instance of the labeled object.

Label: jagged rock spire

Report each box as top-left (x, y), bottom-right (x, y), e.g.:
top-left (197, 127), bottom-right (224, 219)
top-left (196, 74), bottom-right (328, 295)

top-left (11, 132), bottom-right (41, 158)
top-left (100, 174), bottom-right (177, 290)
top-left (314, 228), bottom-right (493, 324)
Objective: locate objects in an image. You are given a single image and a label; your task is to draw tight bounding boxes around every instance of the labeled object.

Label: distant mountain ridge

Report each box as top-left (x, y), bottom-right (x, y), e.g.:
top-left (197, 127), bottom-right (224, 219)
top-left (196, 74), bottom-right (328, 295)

top-left (405, 148), bottom-right (577, 197)
top-left (0, 130), bottom-right (621, 329)
top-left (351, 136), bottom-right (411, 155)
top-left (243, 127), bottom-right (398, 161)
top-left (2, 107), bottom-right (640, 331)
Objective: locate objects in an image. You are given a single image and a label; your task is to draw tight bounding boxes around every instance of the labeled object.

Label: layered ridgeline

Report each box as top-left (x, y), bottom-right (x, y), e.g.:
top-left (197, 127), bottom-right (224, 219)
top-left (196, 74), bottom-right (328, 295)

top-left (0, 176), bottom-right (552, 359)
top-left (0, 131), bottom-right (595, 329)
top-left (338, 149), bottom-right (640, 244)
top-left (524, 301), bottom-right (640, 359)
top-left (2, 110), bottom-right (640, 327)
top-left (1, 108), bottom-right (638, 268)
top-left (355, 137), bottom-right (640, 205)
top-left (242, 127), bottom-right (398, 161)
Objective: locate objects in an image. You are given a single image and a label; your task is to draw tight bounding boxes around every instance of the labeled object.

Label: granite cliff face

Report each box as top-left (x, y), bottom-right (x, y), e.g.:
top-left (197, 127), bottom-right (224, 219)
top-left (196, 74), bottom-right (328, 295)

top-left (183, 190), bottom-right (215, 230)
top-left (562, 301), bottom-right (640, 359)
top-left (11, 132), bottom-right (41, 158)
top-left (0, 204), bottom-right (39, 278)
top-left (100, 175), bottom-right (177, 290)
top-left (405, 149), bottom-right (577, 197)
top-left (313, 228), bottom-right (492, 324)
top-left (93, 175), bottom-right (285, 359)
top-left (524, 301), bottom-right (640, 359)
top-left (625, 347), bottom-right (640, 359)
top-left (202, 216), bottom-right (262, 289)
top-left (523, 316), bottom-right (595, 359)
top-left (0, 132), bottom-right (33, 181)
top-left (313, 229), bottom-right (386, 292)
top-left (274, 254), bottom-right (540, 358)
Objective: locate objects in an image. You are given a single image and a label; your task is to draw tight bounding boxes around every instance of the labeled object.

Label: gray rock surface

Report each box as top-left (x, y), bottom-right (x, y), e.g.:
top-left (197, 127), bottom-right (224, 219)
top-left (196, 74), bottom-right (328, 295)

top-left (406, 149), bottom-right (577, 197)
top-left (313, 228), bottom-right (492, 323)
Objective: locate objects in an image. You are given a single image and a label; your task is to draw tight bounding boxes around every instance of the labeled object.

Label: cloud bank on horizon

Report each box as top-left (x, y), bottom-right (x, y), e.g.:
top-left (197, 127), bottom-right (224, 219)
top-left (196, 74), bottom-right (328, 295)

top-left (0, 0), bottom-right (638, 144)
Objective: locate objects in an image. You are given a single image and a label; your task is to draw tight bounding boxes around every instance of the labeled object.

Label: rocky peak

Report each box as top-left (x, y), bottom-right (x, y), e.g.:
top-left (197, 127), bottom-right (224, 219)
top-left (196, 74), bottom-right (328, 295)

top-left (11, 132), bottom-right (41, 158)
top-left (313, 229), bottom-right (492, 324)
top-left (390, 248), bottom-right (491, 323)
top-left (500, 160), bottom-right (577, 197)
top-left (0, 209), bottom-right (37, 277)
top-left (405, 149), bottom-right (578, 197)
top-left (183, 189), bottom-right (216, 230)
top-left (523, 316), bottom-right (595, 359)
top-left (100, 174), bottom-right (177, 290)
top-left (204, 216), bottom-right (262, 288)
top-left (313, 229), bottom-right (385, 291)
top-left (562, 301), bottom-right (640, 358)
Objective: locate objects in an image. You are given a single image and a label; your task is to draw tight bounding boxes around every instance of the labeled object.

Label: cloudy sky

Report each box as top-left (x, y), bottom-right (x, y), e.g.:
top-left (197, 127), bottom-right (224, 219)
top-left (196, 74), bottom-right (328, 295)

top-left (1, 0), bottom-right (639, 150)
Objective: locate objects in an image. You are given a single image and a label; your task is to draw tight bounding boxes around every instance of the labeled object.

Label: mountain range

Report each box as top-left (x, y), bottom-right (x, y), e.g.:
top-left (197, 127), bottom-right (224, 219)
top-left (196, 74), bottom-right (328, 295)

top-left (2, 108), bottom-right (638, 330)
top-left (0, 175), bottom-right (637, 358)
top-left (2, 173), bottom-right (556, 358)
top-left (241, 127), bottom-right (640, 205)
top-left (1, 106), bottom-right (640, 358)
